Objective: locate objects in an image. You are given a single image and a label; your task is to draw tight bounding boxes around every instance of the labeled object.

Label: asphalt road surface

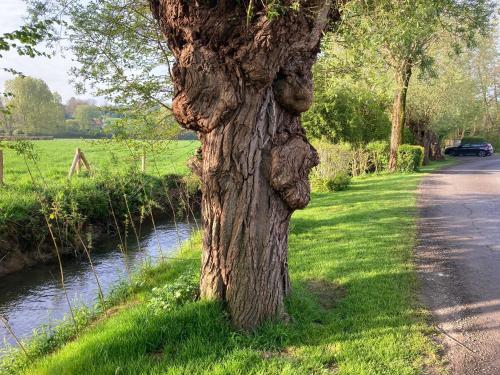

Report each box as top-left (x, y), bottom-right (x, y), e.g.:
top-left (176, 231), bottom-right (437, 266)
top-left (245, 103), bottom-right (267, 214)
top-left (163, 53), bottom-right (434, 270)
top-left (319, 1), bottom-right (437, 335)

top-left (417, 156), bottom-right (500, 375)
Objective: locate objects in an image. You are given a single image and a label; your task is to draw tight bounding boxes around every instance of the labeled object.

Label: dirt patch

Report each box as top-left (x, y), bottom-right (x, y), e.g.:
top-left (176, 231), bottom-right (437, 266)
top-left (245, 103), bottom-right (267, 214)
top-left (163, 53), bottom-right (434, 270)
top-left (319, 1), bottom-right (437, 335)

top-left (261, 347), bottom-right (295, 360)
top-left (304, 279), bottom-right (347, 310)
top-left (91, 300), bottom-right (141, 327)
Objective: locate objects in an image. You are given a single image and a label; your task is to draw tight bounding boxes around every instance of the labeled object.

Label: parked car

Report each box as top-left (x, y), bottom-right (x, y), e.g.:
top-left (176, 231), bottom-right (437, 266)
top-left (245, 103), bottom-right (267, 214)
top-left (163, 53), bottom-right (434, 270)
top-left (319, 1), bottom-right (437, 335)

top-left (444, 142), bottom-right (494, 157)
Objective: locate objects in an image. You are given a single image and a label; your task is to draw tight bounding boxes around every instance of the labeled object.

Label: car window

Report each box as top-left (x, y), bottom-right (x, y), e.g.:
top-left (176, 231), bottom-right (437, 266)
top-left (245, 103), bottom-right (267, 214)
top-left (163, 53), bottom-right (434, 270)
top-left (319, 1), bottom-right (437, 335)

top-left (462, 144), bottom-right (471, 148)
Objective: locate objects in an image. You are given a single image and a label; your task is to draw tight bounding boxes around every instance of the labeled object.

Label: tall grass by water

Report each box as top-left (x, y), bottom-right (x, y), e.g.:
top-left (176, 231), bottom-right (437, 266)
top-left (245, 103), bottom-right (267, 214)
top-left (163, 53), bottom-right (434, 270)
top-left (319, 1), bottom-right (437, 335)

top-left (0, 138), bottom-right (201, 373)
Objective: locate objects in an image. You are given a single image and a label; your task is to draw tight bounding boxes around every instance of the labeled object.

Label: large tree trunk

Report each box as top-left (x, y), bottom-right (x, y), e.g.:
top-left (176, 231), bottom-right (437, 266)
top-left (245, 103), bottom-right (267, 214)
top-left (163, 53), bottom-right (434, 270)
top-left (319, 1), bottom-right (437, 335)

top-left (151, 0), bottom-right (339, 330)
top-left (388, 61), bottom-right (412, 172)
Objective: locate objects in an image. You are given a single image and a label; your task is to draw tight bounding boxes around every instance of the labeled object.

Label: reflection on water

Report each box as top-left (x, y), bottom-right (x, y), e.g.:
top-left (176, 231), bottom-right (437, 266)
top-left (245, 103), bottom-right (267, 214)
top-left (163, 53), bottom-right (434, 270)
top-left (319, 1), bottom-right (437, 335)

top-left (0, 219), bottom-right (196, 350)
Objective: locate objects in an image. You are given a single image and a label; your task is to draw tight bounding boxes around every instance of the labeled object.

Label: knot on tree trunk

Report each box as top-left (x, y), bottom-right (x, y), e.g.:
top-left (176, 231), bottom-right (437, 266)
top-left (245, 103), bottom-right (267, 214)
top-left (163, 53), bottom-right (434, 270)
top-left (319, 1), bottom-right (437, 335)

top-left (271, 136), bottom-right (319, 209)
top-left (172, 47), bottom-right (240, 133)
top-left (273, 74), bottom-right (313, 114)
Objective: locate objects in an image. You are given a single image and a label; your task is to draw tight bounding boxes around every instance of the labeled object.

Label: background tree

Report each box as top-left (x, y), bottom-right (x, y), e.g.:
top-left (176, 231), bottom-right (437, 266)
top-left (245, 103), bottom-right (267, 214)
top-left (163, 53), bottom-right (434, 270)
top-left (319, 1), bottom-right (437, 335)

top-left (3, 76), bottom-right (64, 135)
top-left (468, 32), bottom-right (500, 137)
top-left (303, 40), bottom-right (392, 144)
top-left (407, 30), bottom-right (500, 152)
top-left (409, 56), bottom-right (480, 143)
top-left (337, 0), bottom-right (494, 171)
top-left (407, 40), bottom-right (478, 162)
top-left (74, 104), bottom-right (102, 133)
top-left (150, 0), bottom-right (341, 330)
top-left (64, 97), bottom-right (94, 118)
top-left (0, 99), bottom-right (15, 135)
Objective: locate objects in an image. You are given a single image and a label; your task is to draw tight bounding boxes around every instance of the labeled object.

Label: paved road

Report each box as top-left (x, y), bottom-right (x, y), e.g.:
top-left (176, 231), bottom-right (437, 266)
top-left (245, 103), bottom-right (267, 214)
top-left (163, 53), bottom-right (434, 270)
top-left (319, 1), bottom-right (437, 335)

top-left (417, 156), bottom-right (500, 375)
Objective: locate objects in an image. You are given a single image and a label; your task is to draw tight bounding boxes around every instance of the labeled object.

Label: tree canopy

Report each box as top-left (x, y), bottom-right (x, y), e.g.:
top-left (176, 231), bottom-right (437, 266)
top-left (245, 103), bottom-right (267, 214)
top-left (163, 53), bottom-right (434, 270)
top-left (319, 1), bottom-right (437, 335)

top-left (303, 39), bottom-right (392, 144)
top-left (335, 0), bottom-right (494, 169)
top-left (27, 0), bottom-right (172, 112)
top-left (1, 76), bottom-right (64, 135)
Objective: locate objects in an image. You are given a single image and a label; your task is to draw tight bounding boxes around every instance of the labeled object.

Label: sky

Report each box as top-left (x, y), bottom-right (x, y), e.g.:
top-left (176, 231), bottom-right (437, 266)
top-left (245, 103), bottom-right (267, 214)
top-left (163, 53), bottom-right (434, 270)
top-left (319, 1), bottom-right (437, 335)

top-left (0, 0), bottom-right (81, 102)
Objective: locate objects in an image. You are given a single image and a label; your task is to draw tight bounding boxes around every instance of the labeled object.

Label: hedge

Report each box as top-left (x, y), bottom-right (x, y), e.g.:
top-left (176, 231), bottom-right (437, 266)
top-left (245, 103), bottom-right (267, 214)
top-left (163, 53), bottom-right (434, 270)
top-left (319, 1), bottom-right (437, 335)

top-left (398, 145), bottom-right (424, 172)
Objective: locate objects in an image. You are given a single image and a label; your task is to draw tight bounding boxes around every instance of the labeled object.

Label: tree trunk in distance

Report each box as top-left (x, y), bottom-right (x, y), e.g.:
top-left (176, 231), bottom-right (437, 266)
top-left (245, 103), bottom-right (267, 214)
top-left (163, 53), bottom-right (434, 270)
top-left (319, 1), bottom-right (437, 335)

top-left (429, 134), bottom-right (444, 161)
top-left (408, 117), bottom-right (444, 165)
top-left (150, 0), bottom-right (340, 330)
top-left (389, 62), bottom-right (413, 172)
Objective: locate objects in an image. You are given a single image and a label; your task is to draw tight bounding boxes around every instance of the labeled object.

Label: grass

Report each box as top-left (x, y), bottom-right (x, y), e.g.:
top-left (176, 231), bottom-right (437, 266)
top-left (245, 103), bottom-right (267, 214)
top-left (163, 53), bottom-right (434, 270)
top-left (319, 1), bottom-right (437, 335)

top-left (5, 160), bottom-right (454, 375)
top-left (0, 139), bottom-right (199, 223)
top-left (1, 139), bottom-right (197, 183)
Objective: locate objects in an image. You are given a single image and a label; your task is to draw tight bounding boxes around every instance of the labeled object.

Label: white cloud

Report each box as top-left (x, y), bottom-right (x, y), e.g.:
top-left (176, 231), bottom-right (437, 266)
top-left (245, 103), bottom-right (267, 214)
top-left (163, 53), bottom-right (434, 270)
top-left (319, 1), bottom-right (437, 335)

top-left (0, 0), bottom-right (26, 32)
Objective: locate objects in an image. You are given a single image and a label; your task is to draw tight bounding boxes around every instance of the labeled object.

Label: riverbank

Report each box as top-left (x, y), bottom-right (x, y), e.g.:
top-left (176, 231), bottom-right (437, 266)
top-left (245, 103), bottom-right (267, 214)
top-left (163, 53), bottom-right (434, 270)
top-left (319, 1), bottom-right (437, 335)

top-left (0, 217), bottom-right (196, 354)
top-left (2, 161), bottom-right (453, 375)
top-left (0, 139), bottom-right (200, 276)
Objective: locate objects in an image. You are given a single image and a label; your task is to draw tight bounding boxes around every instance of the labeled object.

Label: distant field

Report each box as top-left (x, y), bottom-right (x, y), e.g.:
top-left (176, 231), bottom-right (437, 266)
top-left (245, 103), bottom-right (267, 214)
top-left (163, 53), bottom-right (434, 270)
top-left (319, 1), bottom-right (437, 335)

top-left (1, 139), bottom-right (198, 184)
top-left (0, 139), bottom-right (199, 222)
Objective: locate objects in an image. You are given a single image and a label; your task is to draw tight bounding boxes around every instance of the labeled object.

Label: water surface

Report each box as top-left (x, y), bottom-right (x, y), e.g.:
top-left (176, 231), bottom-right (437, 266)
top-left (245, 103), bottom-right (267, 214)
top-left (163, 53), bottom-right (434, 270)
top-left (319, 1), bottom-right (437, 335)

top-left (0, 219), bottom-right (196, 350)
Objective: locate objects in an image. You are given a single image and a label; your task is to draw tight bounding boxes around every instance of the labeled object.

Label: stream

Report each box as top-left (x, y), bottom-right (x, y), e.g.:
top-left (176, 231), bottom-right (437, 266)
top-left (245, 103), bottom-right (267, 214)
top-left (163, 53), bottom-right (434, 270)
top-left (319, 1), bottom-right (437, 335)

top-left (0, 219), bottom-right (197, 352)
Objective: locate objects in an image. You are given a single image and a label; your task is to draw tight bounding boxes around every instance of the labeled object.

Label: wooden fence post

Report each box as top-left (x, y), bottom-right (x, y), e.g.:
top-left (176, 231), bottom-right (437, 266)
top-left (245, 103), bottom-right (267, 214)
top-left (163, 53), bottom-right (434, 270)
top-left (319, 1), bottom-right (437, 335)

top-left (69, 148), bottom-right (80, 178)
top-left (68, 148), bottom-right (91, 178)
top-left (0, 149), bottom-right (3, 186)
top-left (79, 150), bottom-right (91, 172)
top-left (141, 152), bottom-right (146, 173)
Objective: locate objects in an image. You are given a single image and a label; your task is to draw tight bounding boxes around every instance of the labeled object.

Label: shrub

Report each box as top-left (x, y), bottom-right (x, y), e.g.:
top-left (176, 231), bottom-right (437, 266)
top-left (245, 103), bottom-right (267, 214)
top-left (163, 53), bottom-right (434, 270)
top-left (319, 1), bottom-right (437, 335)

top-left (310, 142), bottom-right (352, 192)
top-left (485, 133), bottom-right (500, 149)
top-left (326, 172), bottom-right (351, 191)
top-left (310, 176), bottom-right (329, 193)
top-left (148, 272), bottom-right (199, 313)
top-left (350, 147), bottom-right (371, 177)
top-left (366, 141), bottom-right (389, 172)
top-left (397, 145), bottom-right (424, 172)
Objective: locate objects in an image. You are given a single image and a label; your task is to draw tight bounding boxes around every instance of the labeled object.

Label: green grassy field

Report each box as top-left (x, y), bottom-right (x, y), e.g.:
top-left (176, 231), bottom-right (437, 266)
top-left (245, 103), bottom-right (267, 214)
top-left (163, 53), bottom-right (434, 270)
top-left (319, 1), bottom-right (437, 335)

top-left (11, 161), bottom-right (454, 375)
top-left (0, 139), bottom-right (199, 223)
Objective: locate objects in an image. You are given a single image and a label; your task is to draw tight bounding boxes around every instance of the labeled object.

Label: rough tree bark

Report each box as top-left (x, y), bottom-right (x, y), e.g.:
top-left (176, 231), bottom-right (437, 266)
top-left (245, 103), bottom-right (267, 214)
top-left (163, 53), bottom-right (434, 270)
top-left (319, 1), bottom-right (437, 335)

top-left (150, 0), bottom-right (340, 330)
top-left (388, 61), bottom-right (412, 172)
top-left (408, 116), bottom-right (444, 165)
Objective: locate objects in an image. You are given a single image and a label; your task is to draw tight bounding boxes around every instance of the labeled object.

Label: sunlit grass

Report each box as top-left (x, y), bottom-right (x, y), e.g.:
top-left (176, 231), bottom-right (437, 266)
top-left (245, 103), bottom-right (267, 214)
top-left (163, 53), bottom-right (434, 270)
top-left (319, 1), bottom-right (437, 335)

top-left (16, 160), bottom-right (453, 375)
top-left (0, 139), bottom-right (199, 224)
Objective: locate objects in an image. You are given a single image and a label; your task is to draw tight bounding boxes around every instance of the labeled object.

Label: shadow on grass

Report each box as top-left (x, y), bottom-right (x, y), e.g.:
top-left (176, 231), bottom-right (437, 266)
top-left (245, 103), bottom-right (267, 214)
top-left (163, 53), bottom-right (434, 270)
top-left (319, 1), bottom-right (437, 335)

top-left (29, 266), bottom-right (424, 375)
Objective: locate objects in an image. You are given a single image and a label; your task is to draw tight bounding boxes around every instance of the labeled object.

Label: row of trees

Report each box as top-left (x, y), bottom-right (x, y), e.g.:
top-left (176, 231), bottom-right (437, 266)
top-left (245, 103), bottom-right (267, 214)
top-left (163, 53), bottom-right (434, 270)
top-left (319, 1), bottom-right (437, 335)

top-left (408, 34), bottom-right (500, 152)
top-left (0, 76), bottom-right (109, 136)
top-left (305, 30), bottom-right (499, 164)
top-left (304, 1), bottom-right (496, 169)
